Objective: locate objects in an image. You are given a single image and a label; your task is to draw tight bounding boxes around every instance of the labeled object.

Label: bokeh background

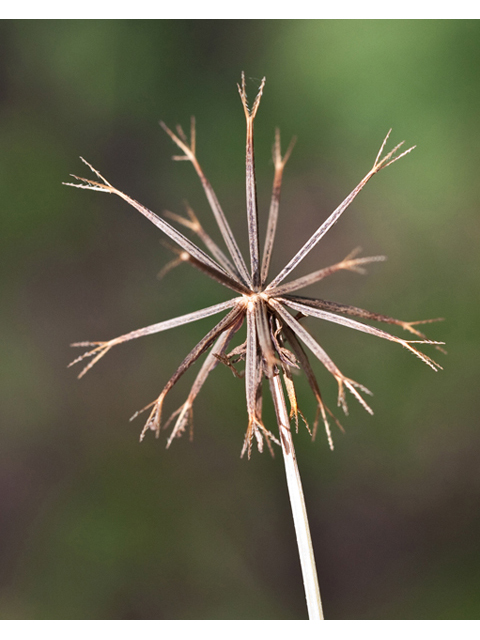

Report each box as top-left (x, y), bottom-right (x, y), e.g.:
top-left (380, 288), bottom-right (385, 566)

top-left (1, 20), bottom-right (479, 620)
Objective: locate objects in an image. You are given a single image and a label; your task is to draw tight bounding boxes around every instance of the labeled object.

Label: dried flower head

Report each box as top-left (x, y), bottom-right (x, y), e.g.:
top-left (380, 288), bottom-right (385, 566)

top-left (66, 73), bottom-right (444, 458)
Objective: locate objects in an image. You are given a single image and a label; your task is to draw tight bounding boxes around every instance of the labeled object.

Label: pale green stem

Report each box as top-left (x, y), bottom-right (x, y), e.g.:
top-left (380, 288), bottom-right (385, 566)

top-left (269, 373), bottom-right (324, 620)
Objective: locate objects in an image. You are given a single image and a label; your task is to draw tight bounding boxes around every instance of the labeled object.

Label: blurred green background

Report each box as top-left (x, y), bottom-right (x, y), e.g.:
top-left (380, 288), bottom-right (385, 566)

top-left (0, 19), bottom-right (479, 620)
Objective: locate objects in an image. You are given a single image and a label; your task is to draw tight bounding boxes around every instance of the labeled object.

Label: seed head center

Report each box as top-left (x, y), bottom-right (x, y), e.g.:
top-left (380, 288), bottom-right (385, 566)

top-left (245, 291), bottom-right (269, 312)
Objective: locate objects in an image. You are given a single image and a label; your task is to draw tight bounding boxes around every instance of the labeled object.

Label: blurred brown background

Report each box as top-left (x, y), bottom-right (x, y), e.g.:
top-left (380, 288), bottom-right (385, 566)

top-left (0, 20), bottom-right (479, 619)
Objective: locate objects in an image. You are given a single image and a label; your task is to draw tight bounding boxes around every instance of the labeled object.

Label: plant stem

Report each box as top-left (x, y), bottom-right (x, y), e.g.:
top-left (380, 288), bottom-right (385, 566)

top-left (269, 373), bottom-right (324, 620)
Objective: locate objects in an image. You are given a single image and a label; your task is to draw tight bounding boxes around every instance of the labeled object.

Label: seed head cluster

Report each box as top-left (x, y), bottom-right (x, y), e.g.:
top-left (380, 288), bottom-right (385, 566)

top-left (67, 73), bottom-right (444, 457)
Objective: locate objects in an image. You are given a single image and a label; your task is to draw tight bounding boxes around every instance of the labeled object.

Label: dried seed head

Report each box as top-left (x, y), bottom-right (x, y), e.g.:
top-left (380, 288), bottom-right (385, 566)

top-left (67, 73), bottom-right (443, 455)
